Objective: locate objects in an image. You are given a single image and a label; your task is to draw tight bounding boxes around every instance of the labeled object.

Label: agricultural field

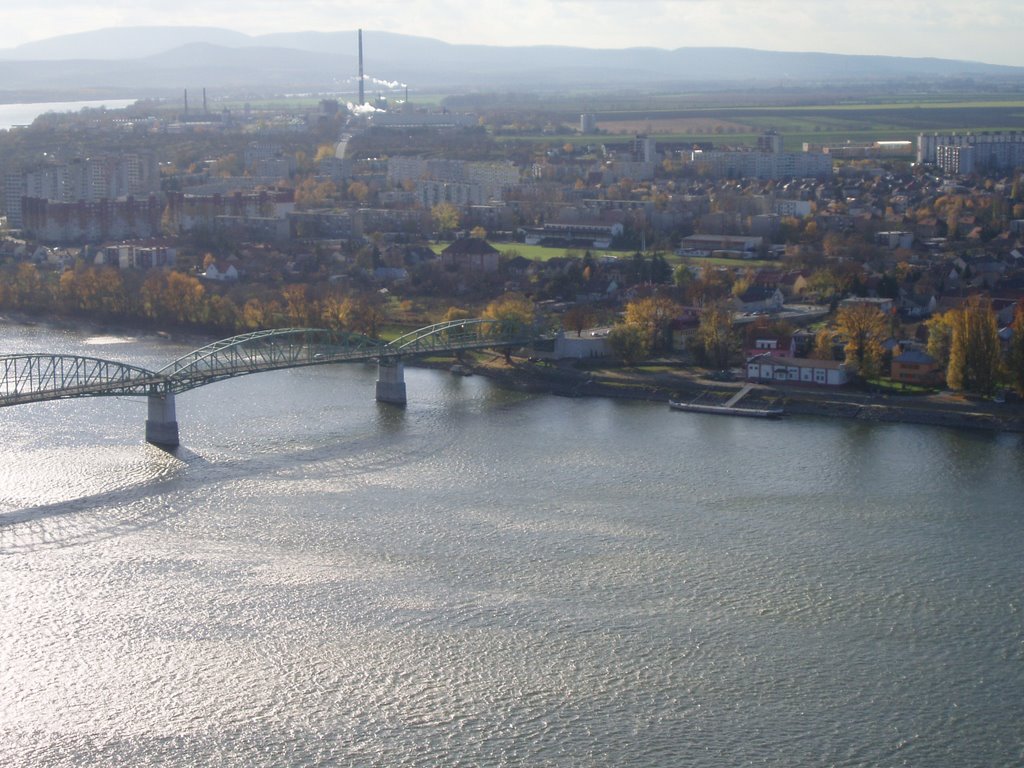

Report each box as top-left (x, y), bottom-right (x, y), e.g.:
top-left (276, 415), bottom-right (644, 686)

top-left (575, 99), bottom-right (1024, 151)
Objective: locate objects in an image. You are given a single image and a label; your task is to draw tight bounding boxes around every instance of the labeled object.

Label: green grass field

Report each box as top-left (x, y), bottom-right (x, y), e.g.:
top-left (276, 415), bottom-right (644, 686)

top-left (431, 242), bottom-right (776, 270)
top-left (431, 242), bottom-right (622, 262)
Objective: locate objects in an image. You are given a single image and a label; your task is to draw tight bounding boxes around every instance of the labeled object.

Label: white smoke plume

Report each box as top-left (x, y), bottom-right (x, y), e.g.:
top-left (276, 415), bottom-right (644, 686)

top-left (363, 75), bottom-right (408, 90)
top-left (337, 75), bottom-right (408, 90)
top-left (346, 102), bottom-right (382, 114)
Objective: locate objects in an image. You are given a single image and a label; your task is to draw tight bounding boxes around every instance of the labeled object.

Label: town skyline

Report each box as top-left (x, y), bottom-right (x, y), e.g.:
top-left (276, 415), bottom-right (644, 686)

top-left (3, 0), bottom-right (1022, 68)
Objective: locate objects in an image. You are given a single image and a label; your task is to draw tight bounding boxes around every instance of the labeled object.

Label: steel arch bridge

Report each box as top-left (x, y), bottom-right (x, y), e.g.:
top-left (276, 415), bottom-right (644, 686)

top-left (0, 319), bottom-right (536, 446)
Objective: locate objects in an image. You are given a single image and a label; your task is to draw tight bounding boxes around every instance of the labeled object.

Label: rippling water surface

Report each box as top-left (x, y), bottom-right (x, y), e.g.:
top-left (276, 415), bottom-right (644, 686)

top-left (1, 324), bottom-right (1022, 766)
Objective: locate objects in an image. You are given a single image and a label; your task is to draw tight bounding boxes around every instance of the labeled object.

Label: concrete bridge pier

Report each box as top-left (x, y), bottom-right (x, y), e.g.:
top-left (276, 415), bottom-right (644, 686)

top-left (375, 358), bottom-right (407, 405)
top-left (146, 391), bottom-right (180, 447)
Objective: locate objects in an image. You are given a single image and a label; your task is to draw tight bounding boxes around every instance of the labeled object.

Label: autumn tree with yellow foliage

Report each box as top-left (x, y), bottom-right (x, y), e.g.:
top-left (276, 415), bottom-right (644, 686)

top-left (623, 295), bottom-right (681, 353)
top-left (483, 292), bottom-right (535, 361)
top-left (835, 302), bottom-right (888, 379)
top-left (1007, 301), bottom-right (1024, 395)
top-left (945, 296), bottom-right (1001, 394)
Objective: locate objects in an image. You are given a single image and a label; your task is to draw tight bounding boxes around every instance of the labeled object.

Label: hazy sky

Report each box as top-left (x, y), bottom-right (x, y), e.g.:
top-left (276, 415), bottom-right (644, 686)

top-left (8, 0), bottom-right (1024, 67)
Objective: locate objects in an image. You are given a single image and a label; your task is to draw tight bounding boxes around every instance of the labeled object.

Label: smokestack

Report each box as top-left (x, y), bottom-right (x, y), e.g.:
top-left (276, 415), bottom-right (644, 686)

top-left (203, 88), bottom-right (207, 113)
top-left (358, 29), bottom-right (365, 106)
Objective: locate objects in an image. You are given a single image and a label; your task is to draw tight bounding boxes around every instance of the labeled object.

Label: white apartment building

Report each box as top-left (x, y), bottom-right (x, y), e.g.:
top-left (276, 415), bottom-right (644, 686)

top-left (5, 153), bottom-right (159, 228)
top-left (390, 157), bottom-right (519, 207)
top-left (691, 149), bottom-right (831, 181)
top-left (918, 131), bottom-right (1024, 173)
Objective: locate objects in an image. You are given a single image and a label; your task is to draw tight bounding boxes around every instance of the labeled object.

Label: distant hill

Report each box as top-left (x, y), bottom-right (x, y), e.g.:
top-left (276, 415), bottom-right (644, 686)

top-left (1, 27), bottom-right (254, 61)
top-left (1, 26), bottom-right (1021, 98)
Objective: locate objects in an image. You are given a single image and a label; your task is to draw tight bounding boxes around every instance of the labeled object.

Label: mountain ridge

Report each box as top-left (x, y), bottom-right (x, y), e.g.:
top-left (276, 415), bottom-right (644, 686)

top-left (0, 26), bottom-right (1020, 96)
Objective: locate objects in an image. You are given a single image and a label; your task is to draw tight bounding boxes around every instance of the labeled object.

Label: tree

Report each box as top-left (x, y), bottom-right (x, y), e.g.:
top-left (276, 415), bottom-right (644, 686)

top-left (835, 302), bottom-right (888, 379)
top-left (59, 263), bottom-right (127, 317)
top-left (470, 226), bottom-right (488, 239)
top-left (211, 153), bottom-right (242, 177)
top-left (687, 266), bottom-right (732, 307)
top-left (1007, 301), bottom-right (1024, 396)
top-left (346, 181), bottom-right (369, 204)
top-left (141, 270), bottom-right (207, 326)
top-left (282, 284), bottom-right (316, 327)
top-left (339, 293), bottom-right (386, 337)
top-left (946, 295), bottom-right (1001, 395)
top-left (431, 202), bottom-right (460, 235)
top-left (623, 296), bottom-right (681, 352)
top-left (7, 263), bottom-right (47, 310)
top-left (673, 264), bottom-right (694, 291)
top-left (649, 253), bottom-right (672, 284)
top-left (442, 306), bottom-right (472, 323)
top-left (484, 292), bottom-right (534, 327)
top-left (811, 328), bottom-right (836, 360)
top-left (205, 294), bottom-right (239, 333)
top-left (925, 311), bottom-right (955, 370)
top-left (607, 323), bottom-right (650, 366)
top-left (562, 304), bottom-right (597, 337)
top-left (315, 143), bottom-right (338, 163)
top-left (295, 177), bottom-right (338, 207)
top-left (694, 301), bottom-right (737, 369)
top-left (483, 292), bottom-right (535, 361)
top-left (242, 297), bottom-right (271, 330)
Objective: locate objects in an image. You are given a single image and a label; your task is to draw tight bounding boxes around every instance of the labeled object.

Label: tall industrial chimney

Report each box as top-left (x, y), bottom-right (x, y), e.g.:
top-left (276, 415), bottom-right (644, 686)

top-left (203, 88), bottom-right (207, 113)
top-left (358, 29), bottom-right (365, 106)
top-left (184, 89), bottom-right (188, 114)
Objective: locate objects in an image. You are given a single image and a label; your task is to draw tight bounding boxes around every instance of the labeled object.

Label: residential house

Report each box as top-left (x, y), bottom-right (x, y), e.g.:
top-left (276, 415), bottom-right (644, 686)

top-left (745, 335), bottom-right (793, 360)
top-left (441, 238), bottom-right (501, 272)
top-left (898, 287), bottom-right (937, 318)
top-left (733, 286), bottom-right (784, 313)
top-left (752, 269), bottom-right (784, 289)
top-left (503, 255), bottom-right (536, 278)
top-left (839, 296), bottom-right (895, 315)
top-left (204, 261), bottom-right (239, 281)
top-left (875, 231), bottom-right (914, 249)
top-left (890, 349), bottom-right (943, 387)
top-left (779, 270), bottom-right (811, 299)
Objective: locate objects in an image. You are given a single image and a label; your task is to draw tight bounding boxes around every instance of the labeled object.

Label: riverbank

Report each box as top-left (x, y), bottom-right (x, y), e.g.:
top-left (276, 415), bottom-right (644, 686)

top-left (459, 354), bottom-right (1024, 433)
top-left (4, 313), bottom-right (1021, 434)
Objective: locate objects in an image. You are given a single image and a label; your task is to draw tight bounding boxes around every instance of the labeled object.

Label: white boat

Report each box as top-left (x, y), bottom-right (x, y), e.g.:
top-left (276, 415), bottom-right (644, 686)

top-left (669, 400), bottom-right (784, 419)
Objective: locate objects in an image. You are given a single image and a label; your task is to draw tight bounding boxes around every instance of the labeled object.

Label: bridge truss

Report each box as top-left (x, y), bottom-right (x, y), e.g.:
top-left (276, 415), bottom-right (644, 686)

top-left (0, 354), bottom-right (163, 406)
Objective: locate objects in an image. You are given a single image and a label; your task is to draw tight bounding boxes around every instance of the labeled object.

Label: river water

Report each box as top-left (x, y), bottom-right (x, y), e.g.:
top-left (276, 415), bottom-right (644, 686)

top-left (0, 99), bottom-right (138, 131)
top-left (1, 323), bottom-right (1022, 767)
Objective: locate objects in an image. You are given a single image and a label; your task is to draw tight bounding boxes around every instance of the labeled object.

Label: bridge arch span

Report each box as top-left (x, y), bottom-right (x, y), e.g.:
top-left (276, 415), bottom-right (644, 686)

top-left (0, 353), bottom-right (163, 405)
top-left (384, 318), bottom-right (532, 356)
top-left (158, 328), bottom-right (384, 394)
